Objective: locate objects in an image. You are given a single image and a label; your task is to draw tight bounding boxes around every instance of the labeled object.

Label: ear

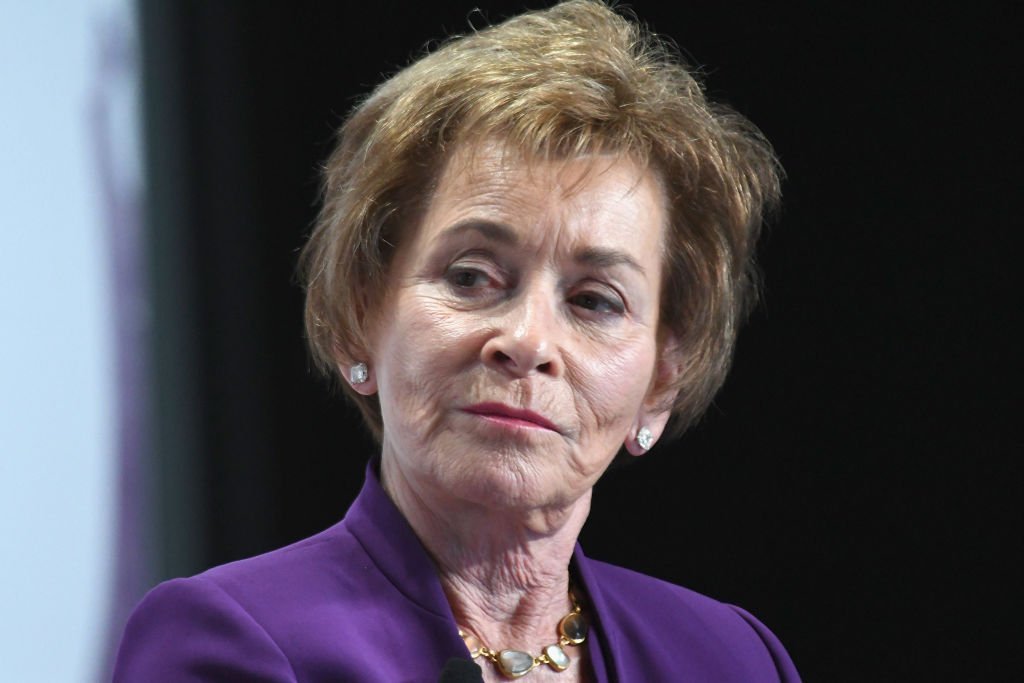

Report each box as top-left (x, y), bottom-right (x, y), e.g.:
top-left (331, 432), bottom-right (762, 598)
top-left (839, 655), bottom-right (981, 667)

top-left (624, 333), bottom-right (684, 456)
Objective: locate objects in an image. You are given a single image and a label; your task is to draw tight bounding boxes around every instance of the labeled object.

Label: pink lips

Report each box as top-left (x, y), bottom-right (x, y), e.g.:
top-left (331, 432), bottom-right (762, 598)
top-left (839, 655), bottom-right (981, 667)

top-left (463, 402), bottom-right (560, 433)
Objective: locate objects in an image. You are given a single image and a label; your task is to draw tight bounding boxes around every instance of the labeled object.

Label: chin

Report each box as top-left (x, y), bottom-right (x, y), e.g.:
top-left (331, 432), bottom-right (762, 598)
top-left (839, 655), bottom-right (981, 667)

top-left (445, 452), bottom-right (564, 511)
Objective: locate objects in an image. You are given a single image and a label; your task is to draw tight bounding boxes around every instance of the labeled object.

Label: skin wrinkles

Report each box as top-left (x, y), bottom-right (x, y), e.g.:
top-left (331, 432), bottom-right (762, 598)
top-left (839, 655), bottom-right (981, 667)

top-left (361, 142), bottom-right (676, 678)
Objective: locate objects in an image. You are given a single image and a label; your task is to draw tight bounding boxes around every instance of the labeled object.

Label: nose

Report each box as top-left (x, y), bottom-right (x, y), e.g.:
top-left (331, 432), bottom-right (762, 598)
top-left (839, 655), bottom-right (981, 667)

top-left (481, 285), bottom-right (563, 378)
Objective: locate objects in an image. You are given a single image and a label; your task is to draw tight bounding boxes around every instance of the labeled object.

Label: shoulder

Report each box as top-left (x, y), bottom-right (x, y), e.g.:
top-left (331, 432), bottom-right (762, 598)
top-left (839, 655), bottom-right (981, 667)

top-left (580, 558), bottom-right (801, 682)
top-left (113, 574), bottom-right (298, 681)
top-left (113, 521), bottom-right (375, 682)
top-left (583, 557), bottom-right (743, 628)
top-left (196, 519), bottom-right (374, 612)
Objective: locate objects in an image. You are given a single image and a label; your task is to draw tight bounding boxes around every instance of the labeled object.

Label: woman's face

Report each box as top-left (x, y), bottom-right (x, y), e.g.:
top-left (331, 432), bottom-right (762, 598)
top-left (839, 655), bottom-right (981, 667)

top-left (365, 144), bottom-right (672, 511)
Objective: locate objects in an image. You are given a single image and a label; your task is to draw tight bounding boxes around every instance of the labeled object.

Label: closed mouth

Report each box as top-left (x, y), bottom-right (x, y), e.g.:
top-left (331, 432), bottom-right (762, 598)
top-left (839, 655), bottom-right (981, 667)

top-left (462, 402), bottom-right (560, 433)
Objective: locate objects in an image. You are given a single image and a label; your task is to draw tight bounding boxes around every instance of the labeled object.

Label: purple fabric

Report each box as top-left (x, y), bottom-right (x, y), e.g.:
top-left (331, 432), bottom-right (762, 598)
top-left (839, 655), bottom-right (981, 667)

top-left (114, 463), bottom-right (800, 681)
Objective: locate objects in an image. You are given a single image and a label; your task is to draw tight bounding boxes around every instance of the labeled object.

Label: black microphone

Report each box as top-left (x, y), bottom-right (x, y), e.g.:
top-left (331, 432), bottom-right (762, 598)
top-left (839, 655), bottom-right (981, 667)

top-left (437, 657), bottom-right (485, 683)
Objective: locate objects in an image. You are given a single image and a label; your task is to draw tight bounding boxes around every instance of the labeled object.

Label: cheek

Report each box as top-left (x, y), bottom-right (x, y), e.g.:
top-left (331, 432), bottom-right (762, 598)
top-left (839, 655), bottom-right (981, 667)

top-left (378, 294), bottom-right (478, 411)
top-left (573, 339), bottom-right (655, 432)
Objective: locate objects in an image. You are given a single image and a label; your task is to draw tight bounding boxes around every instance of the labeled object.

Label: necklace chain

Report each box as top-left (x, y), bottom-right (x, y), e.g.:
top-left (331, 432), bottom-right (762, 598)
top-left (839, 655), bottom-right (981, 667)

top-left (458, 590), bottom-right (588, 679)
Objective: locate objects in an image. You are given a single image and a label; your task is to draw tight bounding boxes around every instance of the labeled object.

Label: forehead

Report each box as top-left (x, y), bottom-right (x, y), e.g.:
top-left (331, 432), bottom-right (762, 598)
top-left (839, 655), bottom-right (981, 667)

top-left (416, 142), bottom-right (668, 255)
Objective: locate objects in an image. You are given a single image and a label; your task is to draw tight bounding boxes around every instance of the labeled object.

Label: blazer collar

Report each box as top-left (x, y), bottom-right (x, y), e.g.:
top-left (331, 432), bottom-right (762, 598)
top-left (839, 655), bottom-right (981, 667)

top-left (344, 458), bottom-right (457, 621)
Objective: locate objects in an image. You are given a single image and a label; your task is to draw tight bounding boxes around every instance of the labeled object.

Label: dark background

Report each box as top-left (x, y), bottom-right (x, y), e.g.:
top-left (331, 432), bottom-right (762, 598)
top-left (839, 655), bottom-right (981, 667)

top-left (137, 1), bottom-right (1018, 680)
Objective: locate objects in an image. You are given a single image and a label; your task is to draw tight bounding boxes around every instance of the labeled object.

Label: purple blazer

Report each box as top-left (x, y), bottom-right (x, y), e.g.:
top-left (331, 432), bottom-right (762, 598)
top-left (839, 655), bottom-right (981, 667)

top-left (114, 463), bottom-right (800, 681)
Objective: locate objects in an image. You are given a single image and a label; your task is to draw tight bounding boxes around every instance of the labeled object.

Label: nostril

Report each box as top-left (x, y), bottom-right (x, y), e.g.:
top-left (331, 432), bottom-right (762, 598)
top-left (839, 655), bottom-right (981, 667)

top-left (484, 342), bottom-right (558, 376)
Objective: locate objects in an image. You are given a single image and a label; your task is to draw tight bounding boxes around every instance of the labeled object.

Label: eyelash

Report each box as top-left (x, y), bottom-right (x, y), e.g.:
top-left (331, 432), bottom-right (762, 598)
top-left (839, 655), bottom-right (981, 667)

top-left (447, 267), bottom-right (493, 290)
top-left (443, 262), bottom-right (626, 319)
top-left (568, 290), bottom-right (625, 316)
top-left (444, 263), bottom-right (500, 293)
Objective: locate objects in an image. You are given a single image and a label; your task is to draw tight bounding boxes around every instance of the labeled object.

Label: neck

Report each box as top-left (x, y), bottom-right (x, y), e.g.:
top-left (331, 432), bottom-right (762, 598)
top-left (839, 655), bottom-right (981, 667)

top-left (380, 454), bottom-right (590, 650)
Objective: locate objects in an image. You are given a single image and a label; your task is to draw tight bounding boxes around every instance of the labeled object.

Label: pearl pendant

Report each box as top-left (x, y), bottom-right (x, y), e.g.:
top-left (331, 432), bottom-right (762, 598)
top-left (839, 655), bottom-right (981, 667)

top-left (498, 649), bottom-right (536, 678)
top-left (544, 643), bottom-right (570, 671)
top-left (558, 612), bottom-right (588, 645)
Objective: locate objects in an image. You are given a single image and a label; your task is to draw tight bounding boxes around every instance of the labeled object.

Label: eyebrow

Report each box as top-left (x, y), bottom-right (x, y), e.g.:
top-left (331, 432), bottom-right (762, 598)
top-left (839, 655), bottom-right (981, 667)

top-left (442, 220), bottom-right (519, 245)
top-left (574, 247), bottom-right (646, 276)
top-left (441, 219), bottom-right (646, 276)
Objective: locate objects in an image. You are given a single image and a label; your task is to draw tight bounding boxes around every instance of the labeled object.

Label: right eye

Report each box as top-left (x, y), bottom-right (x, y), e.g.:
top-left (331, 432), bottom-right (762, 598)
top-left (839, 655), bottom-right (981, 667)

top-left (447, 267), bottom-right (492, 290)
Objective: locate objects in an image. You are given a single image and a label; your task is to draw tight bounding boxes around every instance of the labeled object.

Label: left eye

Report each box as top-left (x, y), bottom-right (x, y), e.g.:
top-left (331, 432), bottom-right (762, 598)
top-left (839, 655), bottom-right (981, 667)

top-left (569, 291), bottom-right (623, 315)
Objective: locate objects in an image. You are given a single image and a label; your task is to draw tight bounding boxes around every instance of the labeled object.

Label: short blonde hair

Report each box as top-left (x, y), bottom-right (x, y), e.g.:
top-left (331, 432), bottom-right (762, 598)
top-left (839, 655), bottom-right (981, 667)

top-left (300, 0), bottom-right (781, 441)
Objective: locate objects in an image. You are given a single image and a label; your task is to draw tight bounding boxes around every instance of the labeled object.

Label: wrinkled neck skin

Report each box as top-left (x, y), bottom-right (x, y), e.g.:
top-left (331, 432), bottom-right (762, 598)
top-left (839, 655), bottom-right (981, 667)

top-left (381, 454), bottom-right (590, 681)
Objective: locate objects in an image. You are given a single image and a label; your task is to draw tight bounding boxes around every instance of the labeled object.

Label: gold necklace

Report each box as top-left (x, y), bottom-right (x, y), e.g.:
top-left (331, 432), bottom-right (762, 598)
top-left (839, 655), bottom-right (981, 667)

top-left (458, 591), bottom-right (588, 679)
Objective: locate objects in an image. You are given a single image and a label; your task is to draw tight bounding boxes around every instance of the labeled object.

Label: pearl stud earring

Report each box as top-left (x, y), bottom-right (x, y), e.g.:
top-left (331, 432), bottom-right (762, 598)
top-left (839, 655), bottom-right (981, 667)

top-left (349, 362), bottom-right (369, 385)
top-left (636, 426), bottom-right (654, 451)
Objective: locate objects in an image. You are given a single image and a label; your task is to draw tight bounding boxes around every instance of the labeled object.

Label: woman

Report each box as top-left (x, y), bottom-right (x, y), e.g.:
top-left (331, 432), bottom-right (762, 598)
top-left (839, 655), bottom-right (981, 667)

top-left (115, 1), bottom-right (796, 681)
